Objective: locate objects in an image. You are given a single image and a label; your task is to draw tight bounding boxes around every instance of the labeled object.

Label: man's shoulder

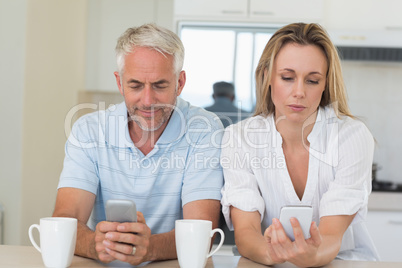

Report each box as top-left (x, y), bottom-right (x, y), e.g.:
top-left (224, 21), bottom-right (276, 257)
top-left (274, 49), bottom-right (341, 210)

top-left (74, 102), bottom-right (125, 123)
top-left (70, 102), bottom-right (126, 138)
top-left (178, 98), bottom-right (223, 131)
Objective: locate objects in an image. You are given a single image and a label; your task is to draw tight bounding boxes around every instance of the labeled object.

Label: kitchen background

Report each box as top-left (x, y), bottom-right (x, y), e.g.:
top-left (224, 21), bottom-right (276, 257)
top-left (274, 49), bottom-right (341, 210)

top-left (1, 0), bottom-right (401, 261)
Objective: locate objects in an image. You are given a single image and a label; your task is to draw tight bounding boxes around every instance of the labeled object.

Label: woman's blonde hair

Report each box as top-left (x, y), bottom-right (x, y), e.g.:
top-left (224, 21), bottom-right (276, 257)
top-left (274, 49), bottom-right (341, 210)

top-left (254, 23), bottom-right (352, 118)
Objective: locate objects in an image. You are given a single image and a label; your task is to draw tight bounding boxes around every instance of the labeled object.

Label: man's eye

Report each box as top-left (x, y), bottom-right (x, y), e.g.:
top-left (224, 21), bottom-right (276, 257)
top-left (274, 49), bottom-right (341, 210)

top-left (154, 85), bottom-right (168, 89)
top-left (129, 86), bottom-right (143, 91)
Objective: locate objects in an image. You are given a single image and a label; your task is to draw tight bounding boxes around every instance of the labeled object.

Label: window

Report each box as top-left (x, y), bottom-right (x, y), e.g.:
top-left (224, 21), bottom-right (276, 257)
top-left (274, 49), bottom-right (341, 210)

top-left (178, 23), bottom-right (280, 112)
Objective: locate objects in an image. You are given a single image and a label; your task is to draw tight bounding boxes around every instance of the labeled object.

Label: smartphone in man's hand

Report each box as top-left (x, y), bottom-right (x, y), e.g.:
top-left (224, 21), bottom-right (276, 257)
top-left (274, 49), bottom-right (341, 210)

top-left (106, 199), bottom-right (137, 223)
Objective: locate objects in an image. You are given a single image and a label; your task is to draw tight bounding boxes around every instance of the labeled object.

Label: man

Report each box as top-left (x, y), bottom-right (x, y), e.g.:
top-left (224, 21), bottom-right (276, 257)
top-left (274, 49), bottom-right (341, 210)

top-left (53, 24), bottom-right (223, 266)
top-left (204, 81), bottom-right (250, 128)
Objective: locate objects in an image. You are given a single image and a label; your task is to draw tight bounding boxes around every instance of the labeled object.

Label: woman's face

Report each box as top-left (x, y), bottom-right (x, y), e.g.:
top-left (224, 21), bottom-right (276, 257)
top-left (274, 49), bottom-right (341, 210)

top-left (270, 42), bottom-right (327, 124)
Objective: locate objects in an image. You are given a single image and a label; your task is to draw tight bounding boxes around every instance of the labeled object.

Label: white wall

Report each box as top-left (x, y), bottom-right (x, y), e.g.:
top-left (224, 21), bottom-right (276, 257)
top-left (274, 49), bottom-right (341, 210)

top-left (0, 0), bottom-right (27, 245)
top-left (345, 62), bottom-right (402, 183)
top-left (0, 0), bottom-right (87, 245)
top-left (18, 0), bottom-right (88, 246)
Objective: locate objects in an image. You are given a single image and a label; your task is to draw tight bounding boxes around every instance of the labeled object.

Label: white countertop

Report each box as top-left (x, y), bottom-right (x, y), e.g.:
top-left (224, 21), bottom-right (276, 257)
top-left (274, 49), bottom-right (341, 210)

top-left (1, 246), bottom-right (401, 268)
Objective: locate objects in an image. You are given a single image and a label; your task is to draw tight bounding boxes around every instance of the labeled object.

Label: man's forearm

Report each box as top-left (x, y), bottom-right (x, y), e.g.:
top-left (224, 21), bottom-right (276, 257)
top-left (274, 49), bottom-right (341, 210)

top-left (147, 230), bottom-right (177, 262)
top-left (75, 221), bottom-right (97, 260)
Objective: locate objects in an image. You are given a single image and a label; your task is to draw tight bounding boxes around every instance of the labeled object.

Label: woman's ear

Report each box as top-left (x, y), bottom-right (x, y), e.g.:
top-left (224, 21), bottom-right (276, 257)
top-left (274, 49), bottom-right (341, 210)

top-left (263, 68), bottom-right (268, 80)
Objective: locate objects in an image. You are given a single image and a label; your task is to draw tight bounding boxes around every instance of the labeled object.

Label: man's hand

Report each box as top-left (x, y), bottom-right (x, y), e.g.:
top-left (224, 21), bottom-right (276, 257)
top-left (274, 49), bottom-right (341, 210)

top-left (96, 212), bottom-right (152, 265)
top-left (94, 222), bottom-right (117, 263)
top-left (92, 199), bottom-right (220, 265)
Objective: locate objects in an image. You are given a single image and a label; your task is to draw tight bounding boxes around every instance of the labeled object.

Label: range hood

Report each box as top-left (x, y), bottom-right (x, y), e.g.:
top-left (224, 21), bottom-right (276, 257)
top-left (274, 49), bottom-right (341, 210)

top-left (329, 30), bottom-right (402, 62)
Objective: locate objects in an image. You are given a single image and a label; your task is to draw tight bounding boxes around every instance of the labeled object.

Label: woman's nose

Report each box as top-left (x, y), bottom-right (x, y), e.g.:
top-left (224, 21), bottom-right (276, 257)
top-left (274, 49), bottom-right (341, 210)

top-left (292, 80), bottom-right (306, 98)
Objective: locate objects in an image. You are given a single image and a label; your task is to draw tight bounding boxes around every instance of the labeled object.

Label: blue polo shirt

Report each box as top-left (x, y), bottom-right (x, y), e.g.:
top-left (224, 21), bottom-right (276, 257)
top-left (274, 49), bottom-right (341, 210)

top-left (58, 97), bottom-right (224, 233)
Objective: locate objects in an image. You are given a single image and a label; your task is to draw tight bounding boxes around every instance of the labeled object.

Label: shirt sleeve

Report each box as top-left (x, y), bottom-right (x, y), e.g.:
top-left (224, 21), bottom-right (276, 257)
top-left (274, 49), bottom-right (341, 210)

top-left (181, 116), bottom-right (224, 206)
top-left (319, 119), bottom-right (374, 224)
top-left (57, 116), bottom-right (100, 194)
top-left (220, 123), bottom-right (265, 230)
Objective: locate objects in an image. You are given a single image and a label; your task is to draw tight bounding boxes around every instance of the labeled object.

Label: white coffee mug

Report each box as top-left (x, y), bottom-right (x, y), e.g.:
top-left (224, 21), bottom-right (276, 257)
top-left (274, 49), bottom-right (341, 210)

top-left (28, 217), bottom-right (77, 268)
top-left (175, 219), bottom-right (225, 268)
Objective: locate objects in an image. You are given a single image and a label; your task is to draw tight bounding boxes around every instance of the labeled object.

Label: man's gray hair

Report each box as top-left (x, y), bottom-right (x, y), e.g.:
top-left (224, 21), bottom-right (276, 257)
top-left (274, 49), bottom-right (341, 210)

top-left (115, 23), bottom-right (185, 76)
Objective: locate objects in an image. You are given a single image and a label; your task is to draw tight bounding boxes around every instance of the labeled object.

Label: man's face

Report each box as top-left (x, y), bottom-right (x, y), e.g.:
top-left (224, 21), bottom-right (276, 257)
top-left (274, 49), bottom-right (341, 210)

top-left (115, 47), bottom-right (185, 132)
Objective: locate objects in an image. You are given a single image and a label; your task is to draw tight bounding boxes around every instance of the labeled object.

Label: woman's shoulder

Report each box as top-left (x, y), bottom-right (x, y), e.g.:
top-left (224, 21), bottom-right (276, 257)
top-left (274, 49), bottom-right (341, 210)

top-left (321, 106), bottom-right (373, 139)
top-left (226, 113), bottom-right (274, 131)
top-left (223, 114), bottom-right (276, 140)
top-left (222, 114), bottom-right (278, 150)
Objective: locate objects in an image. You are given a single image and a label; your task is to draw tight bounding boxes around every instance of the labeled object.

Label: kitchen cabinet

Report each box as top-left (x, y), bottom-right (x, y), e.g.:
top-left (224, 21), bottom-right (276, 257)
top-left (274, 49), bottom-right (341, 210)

top-left (174, 0), bottom-right (248, 19)
top-left (174, 0), bottom-right (323, 23)
top-left (249, 0), bottom-right (323, 23)
top-left (323, 0), bottom-right (402, 30)
top-left (380, 0), bottom-right (402, 29)
top-left (85, 0), bottom-right (174, 92)
top-left (366, 210), bottom-right (402, 262)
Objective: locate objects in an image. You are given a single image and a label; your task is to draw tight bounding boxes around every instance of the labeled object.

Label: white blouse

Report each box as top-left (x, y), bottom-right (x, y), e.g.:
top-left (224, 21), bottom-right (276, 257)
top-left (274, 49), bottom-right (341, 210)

top-left (221, 106), bottom-right (380, 261)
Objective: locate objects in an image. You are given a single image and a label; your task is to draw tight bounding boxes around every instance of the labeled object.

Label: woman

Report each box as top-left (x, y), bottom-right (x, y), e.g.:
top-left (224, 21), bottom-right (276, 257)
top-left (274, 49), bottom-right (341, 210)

top-left (220, 23), bottom-right (379, 267)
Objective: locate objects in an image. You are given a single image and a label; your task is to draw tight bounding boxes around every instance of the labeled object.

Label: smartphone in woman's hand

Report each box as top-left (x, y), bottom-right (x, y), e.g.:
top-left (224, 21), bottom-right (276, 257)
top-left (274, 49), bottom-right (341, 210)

top-left (279, 205), bottom-right (313, 241)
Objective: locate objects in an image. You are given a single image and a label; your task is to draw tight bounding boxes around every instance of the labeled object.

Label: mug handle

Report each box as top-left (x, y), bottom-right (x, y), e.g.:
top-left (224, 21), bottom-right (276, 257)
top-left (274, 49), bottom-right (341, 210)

top-left (28, 224), bottom-right (41, 253)
top-left (207, 228), bottom-right (225, 258)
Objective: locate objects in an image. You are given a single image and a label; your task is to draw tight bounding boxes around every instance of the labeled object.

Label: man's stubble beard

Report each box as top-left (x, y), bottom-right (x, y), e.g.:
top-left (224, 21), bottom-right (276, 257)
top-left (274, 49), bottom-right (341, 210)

top-left (126, 87), bottom-right (178, 132)
top-left (129, 101), bottom-right (176, 132)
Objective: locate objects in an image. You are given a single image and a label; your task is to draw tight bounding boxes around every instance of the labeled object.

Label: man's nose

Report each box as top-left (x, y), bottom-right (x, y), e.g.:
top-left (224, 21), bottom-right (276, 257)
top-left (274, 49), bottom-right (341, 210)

top-left (142, 86), bottom-right (155, 106)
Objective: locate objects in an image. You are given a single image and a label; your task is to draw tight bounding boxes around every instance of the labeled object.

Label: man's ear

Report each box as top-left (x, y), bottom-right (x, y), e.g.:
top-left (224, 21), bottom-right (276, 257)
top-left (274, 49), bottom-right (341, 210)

top-left (176, 71), bottom-right (186, 96)
top-left (114, 71), bottom-right (124, 96)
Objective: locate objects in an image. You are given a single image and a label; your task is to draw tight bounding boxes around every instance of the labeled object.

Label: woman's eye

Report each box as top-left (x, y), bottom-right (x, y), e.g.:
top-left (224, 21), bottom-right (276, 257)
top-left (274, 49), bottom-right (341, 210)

top-left (281, 76), bottom-right (293, 81)
top-left (307, 80), bottom-right (319, 84)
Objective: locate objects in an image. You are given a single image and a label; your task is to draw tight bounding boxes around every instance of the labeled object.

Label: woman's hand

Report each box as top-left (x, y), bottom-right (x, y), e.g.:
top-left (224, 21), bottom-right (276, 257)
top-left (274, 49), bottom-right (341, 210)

top-left (264, 218), bottom-right (322, 267)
